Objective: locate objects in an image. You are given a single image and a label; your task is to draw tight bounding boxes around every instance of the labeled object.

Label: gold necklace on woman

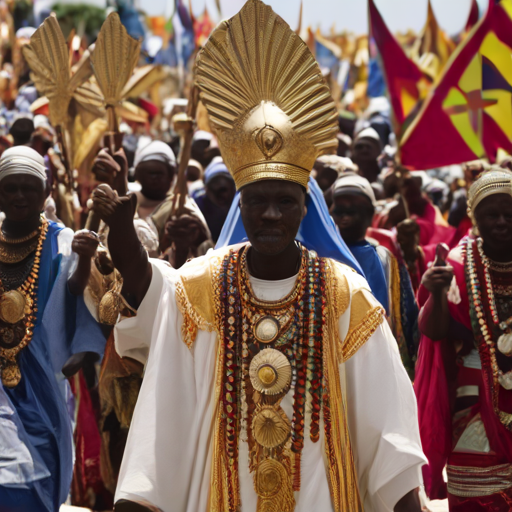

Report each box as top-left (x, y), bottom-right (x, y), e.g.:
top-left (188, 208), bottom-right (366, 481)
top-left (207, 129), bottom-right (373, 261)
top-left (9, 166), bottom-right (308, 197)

top-left (0, 218), bottom-right (48, 387)
top-left (0, 222), bottom-right (42, 264)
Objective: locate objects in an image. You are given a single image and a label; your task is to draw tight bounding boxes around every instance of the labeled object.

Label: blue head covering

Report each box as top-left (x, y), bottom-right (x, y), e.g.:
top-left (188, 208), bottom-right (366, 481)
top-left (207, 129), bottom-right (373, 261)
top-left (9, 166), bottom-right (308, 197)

top-left (215, 177), bottom-right (364, 275)
top-left (346, 241), bottom-right (389, 314)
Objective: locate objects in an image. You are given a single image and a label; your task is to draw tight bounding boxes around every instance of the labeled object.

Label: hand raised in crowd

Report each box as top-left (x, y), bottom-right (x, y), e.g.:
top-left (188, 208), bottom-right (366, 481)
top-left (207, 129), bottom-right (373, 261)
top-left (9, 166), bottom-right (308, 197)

top-left (71, 229), bottom-right (100, 259)
top-left (421, 243), bottom-right (454, 296)
top-left (92, 147), bottom-right (129, 196)
top-left (163, 213), bottom-right (208, 252)
top-left (91, 183), bottom-right (137, 227)
top-left (69, 229), bottom-right (101, 296)
top-left (396, 218), bottom-right (420, 262)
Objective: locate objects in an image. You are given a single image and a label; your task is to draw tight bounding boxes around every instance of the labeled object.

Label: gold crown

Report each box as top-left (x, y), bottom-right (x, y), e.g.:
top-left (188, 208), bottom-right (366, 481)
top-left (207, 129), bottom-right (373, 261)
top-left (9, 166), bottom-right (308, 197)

top-left (194, 0), bottom-right (338, 190)
top-left (467, 167), bottom-right (512, 220)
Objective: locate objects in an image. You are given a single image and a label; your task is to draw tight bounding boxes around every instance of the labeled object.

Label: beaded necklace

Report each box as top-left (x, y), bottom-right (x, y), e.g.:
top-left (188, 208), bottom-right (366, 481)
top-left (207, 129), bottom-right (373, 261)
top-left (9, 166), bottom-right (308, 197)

top-left (0, 218), bottom-right (48, 387)
top-left (217, 243), bottom-right (326, 512)
top-left (465, 237), bottom-right (512, 429)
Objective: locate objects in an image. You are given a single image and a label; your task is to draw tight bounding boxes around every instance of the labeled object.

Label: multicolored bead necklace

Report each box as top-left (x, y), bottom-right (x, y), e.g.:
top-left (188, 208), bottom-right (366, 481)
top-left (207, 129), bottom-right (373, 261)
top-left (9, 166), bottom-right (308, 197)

top-left (465, 237), bottom-right (512, 429)
top-left (217, 243), bottom-right (327, 512)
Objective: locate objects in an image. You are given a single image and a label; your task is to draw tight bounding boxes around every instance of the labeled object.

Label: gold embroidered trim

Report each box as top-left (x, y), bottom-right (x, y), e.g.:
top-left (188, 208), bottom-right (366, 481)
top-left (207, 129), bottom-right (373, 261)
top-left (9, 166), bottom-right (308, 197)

top-left (209, 249), bottom-right (240, 512)
top-left (342, 306), bottom-right (385, 362)
top-left (175, 280), bottom-right (200, 350)
top-left (327, 261), bottom-right (351, 319)
top-left (175, 254), bottom-right (223, 350)
top-left (323, 263), bottom-right (364, 512)
top-left (209, 331), bottom-right (233, 511)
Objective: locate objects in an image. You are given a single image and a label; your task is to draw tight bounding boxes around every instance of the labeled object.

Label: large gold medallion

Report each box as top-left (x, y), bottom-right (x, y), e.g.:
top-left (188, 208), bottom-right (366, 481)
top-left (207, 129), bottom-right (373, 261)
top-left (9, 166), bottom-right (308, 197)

top-left (250, 348), bottom-right (291, 395)
top-left (254, 316), bottom-right (280, 344)
top-left (255, 458), bottom-right (286, 498)
top-left (1, 362), bottom-right (21, 388)
top-left (252, 405), bottom-right (291, 449)
top-left (0, 290), bottom-right (26, 324)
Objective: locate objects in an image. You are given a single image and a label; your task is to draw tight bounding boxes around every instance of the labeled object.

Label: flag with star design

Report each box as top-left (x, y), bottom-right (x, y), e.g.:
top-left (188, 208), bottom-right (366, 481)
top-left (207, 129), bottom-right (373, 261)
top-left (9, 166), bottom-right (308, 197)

top-left (400, 0), bottom-right (512, 168)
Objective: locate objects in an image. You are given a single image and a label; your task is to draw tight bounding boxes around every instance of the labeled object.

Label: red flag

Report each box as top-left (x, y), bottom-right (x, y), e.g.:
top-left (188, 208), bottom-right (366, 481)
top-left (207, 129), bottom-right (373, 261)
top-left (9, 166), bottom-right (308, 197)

top-left (193, 8), bottom-right (214, 48)
top-left (400, 0), bottom-right (512, 168)
top-left (466, 0), bottom-right (480, 32)
top-left (368, 0), bottom-right (427, 131)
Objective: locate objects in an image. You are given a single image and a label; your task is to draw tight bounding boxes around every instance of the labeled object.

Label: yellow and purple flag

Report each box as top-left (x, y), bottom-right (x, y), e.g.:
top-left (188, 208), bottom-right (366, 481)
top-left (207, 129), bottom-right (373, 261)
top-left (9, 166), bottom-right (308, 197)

top-left (400, 0), bottom-right (512, 168)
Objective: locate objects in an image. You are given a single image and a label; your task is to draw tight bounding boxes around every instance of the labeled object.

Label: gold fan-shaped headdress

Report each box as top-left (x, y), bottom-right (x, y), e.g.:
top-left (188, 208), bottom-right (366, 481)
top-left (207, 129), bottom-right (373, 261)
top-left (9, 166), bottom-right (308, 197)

top-left (194, 0), bottom-right (338, 190)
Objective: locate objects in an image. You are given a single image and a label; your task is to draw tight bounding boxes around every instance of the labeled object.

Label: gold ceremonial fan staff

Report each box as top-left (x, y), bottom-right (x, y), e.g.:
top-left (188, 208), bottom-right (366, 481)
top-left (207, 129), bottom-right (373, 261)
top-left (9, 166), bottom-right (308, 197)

top-left (23, 15), bottom-right (94, 190)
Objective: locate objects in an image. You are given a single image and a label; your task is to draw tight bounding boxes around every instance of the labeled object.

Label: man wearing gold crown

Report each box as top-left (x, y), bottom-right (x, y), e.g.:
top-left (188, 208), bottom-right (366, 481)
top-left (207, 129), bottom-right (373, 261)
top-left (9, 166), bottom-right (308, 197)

top-left (92, 2), bottom-right (426, 511)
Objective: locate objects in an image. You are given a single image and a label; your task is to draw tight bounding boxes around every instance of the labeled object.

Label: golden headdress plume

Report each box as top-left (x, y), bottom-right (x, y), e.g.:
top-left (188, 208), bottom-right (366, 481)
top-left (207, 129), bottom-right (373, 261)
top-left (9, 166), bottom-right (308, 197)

top-left (91, 12), bottom-right (140, 130)
top-left (194, 0), bottom-right (338, 190)
top-left (23, 15), bottom-right (81, 127)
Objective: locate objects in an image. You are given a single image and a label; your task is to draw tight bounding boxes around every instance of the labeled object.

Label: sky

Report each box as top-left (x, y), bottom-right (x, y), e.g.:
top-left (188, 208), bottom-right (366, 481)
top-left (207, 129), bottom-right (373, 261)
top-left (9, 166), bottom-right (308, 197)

top-left (143, 0), bottom-right (489, 36)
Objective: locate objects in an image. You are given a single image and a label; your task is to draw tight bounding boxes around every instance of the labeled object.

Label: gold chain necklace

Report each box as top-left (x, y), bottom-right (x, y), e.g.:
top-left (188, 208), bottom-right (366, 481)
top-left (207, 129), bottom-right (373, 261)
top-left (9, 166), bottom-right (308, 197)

top-left (0, 216), bottom-right (45, 264)
top-left (0, 223), bottom-right (41, 243)
top-left (0, 218), bottom-right (48, 387)
top-left (240, 245), bottom-right (307, 309)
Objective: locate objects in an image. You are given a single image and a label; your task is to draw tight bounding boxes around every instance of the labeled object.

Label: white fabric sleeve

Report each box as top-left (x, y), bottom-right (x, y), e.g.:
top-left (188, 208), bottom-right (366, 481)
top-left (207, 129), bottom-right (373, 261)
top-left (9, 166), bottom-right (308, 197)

top-left (344, 320), bottom-right (426, 512)
top-left (114, 259), bottom-right (175, 365)
top-left (114, 268), bottom-right (218, 511)
top-left (57, 227), bottom-right (74, 257)
top-left (57, 227), bottom-right (77, 278)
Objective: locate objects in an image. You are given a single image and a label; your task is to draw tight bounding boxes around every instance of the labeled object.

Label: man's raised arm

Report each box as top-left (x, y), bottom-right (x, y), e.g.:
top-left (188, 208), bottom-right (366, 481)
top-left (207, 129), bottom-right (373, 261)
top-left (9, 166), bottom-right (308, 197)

top-left (91, 185), bottom-right (152, 308)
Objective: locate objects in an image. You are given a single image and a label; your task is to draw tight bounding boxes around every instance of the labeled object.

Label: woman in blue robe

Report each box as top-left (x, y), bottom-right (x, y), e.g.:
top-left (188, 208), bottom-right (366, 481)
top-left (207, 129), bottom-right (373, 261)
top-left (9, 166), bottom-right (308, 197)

top-left (0, 146), bottom-right (105, 512)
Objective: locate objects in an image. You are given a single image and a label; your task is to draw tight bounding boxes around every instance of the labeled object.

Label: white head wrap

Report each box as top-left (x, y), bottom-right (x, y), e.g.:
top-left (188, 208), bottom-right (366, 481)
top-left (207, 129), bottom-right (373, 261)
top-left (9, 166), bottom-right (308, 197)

top-left (0, 146), bottom-right (47, 183)
top-left (354, 127), bottom-right (381, 145)
top-left (333, 173), bottom-right (376, 205)
top-left (366, 96), bottom-right (390, 118)
top-left (134, 140), bottom-right (176, 168)
top-left (192, 130), bottom-right (214, 142)
top-left (317, 155), bottom-right (357, 175)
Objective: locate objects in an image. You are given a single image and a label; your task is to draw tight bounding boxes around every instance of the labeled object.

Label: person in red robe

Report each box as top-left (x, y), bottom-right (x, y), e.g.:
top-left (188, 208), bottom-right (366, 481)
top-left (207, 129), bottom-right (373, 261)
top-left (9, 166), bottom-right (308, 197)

top-left (415, 168), bottom-right (512, 511)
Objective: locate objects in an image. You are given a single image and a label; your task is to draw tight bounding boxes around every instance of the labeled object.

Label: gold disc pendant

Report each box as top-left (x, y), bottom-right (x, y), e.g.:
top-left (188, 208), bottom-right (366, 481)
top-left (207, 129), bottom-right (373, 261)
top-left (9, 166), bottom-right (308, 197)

top-left (0, 290), bottom-right (27, 324)
top-left (254, 458), bottom-right (296, 512)
top-left (252, 405), bottom-right (291, 449)
top-left (249, 348), bottom-right (292, 395)
top-left (255, 458), bottom-right (286, 498)
top-left (254, 316), bottom-right (280, 344)
top-left (1, 362), bottom-right (21, 387)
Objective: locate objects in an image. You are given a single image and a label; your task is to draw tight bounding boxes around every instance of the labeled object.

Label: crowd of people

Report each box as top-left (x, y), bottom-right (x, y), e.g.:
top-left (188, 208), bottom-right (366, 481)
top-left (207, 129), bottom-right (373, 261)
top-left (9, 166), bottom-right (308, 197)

top-left (1, 1), bottom-right (512, 512)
